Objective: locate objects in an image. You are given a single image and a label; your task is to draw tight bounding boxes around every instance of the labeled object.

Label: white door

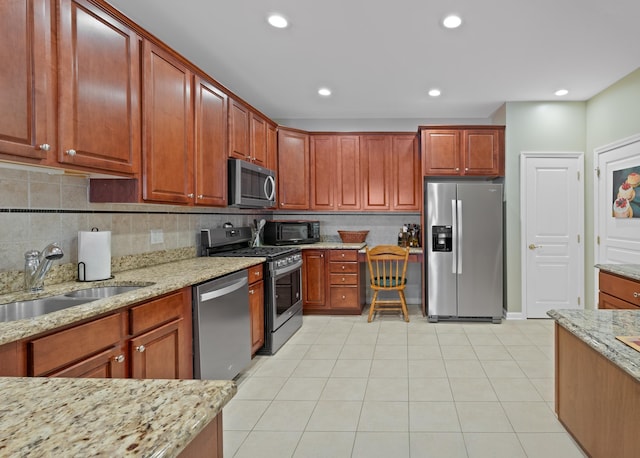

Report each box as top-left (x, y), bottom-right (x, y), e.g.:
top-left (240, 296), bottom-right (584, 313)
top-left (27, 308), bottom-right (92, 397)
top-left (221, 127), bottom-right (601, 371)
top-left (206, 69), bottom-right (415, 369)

top-left (521, 153), bottom-right (584, 318)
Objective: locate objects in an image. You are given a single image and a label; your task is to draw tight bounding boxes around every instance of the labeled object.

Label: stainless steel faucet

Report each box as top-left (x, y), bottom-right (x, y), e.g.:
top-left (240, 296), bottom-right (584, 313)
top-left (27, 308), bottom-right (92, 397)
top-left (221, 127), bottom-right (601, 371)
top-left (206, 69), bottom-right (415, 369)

top-left (24, 243), bottom-right (64, 292)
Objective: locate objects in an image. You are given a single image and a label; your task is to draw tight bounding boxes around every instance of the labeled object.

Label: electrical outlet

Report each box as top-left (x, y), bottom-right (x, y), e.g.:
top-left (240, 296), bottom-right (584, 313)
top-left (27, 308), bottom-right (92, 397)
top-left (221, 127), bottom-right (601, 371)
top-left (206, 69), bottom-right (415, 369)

top-left (150, 229), bottom-right (164, 244)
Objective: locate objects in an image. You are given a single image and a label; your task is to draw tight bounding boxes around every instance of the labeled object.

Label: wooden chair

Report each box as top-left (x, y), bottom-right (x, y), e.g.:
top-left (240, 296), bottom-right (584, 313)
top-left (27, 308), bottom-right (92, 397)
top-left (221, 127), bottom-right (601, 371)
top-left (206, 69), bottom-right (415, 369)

top-left (365, 245), bottom-right (410, 322)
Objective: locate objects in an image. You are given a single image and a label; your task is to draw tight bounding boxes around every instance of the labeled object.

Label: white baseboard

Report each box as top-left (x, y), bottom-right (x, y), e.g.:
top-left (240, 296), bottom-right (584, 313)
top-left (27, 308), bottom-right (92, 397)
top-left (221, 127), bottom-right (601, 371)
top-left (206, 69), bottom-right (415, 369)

top-left (505, 311), bottom-right (526, 320)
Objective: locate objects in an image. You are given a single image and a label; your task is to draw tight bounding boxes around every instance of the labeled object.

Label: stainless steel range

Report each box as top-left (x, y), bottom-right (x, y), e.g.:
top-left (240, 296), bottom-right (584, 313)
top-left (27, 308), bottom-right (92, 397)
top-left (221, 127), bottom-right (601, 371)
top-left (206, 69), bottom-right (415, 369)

top-left (200, 226), bottom-right (303, 355)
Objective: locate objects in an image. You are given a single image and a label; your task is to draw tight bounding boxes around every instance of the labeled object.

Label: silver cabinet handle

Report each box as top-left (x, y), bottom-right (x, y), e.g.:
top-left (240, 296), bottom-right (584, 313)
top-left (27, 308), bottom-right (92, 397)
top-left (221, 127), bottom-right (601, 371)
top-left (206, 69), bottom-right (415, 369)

top-left (197, 194), bottom-right (204, 199)
top-left (114, 355), bottom-right (125, 363)
top-left (136, 345), bottom-right (146, 353)
top-left (634, 292), bottom-right (639, 298)
top-left (249, 288), bottom-right (254, 295)
top-left (187, 193), bottom-right (194, 198)
top-left (39, 143), bottom-right (51, 151)
top-left (65, 149), bottom-right (76, 156)
top-left (254, 271), bottom-right (260, 276)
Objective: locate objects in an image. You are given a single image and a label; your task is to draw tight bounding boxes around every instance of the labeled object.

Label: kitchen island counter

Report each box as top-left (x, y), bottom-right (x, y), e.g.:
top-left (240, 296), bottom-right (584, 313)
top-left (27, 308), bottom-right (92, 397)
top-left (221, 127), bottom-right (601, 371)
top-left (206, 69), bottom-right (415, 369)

top-left (0, 376), bottom-right (236, 457)
top-left (595, 263), bottom-right (640, 281)
top-left (548, 308), bottom-right (640, 457)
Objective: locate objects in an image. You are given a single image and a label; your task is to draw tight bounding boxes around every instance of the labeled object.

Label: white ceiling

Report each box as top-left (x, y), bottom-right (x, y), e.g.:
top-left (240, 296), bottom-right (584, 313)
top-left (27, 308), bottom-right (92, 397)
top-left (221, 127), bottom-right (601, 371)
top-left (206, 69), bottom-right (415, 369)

top-left (106, 0), bottom-right (640, 121)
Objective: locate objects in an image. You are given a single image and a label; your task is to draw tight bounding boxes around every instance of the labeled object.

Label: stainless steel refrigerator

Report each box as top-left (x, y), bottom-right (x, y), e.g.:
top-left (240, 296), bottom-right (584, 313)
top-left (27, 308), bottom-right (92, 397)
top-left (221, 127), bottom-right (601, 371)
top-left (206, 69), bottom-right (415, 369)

top-left (425, 181), bottom-right (503, 323)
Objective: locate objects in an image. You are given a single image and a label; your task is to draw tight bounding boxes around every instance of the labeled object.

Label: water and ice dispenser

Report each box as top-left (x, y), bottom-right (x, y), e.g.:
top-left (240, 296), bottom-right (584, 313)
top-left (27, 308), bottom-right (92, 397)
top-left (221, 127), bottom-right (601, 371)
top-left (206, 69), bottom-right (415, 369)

top-left (432, 226), bottom-right (452, 252)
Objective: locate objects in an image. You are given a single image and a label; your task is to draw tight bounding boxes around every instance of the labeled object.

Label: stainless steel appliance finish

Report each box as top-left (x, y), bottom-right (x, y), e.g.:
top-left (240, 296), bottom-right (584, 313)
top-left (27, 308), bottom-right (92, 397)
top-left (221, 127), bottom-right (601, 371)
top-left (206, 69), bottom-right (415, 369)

top-left (425, 181), bottom-right (503, 323)
top-left (227, 158), bottom-right (276, 208)
top-left (263, 220), bottom-right (321, 245)
top-left (192, 269), bottom-right (251, 379)
top-left (200, 226), bottom-right (303, 355)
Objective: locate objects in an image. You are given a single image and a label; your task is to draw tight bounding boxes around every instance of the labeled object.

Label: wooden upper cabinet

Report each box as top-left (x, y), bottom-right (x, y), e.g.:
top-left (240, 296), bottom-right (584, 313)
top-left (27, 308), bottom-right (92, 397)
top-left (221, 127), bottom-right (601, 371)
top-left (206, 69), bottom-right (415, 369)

top-left (336, 136), bottom-right (361, 210)
top-left (361, 135), bottom-right (391, 210)
top-left (421, 126), bottom-right (504, 177)
top-left (0, 0), bottom-right (55, 162)
top-left (194, 76), bottom-right (228, 207)
top-left (462, 128), bottom-right (503, 176)
top-left (310, 135), bottom-right (337, 210)
top-left (250, 113), bottom-right (268, 167)
top-left (142, 40), bottom-right (194, 203)
top-left (277, 128), bottom-right (310, 210)
top-left (391, 134), bottom-right (421, 211)
top-left (57, 0), bottom-right (141, 175)
top-left (228, 99), bottom-right (250, 161)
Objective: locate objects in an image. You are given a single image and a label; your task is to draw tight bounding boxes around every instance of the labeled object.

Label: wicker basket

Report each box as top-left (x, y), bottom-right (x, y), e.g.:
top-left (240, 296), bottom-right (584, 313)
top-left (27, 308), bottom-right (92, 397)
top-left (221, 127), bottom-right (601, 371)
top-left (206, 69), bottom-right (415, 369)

top-left (337, 230), bottom-right (369, 243)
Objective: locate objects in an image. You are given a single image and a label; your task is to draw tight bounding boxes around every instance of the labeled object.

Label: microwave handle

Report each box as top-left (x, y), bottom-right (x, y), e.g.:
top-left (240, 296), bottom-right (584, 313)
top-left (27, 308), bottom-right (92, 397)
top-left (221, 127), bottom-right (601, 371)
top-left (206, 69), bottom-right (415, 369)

top-left (264, 175), bottom-right (276, 200)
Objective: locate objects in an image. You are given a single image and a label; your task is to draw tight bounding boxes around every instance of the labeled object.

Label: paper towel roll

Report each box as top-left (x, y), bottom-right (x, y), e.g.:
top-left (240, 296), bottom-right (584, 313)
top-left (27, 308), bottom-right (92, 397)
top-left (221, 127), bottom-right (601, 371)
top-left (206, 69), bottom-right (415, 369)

top-left (78, 229), bottom-right (111, 281)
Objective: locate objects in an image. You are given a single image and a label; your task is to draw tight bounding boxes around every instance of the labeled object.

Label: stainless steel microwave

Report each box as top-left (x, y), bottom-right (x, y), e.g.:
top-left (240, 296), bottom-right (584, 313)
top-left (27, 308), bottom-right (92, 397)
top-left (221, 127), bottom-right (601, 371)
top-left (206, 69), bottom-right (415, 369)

top-left (228, 159), bottom-right (276, 208)
top-left (263, 220), bottom-right (321, 245)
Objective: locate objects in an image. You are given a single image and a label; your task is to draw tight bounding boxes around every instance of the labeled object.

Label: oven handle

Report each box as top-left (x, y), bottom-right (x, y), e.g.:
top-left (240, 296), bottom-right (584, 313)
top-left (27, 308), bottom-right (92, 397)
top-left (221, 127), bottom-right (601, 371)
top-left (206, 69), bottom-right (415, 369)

top-left (273, 258), bottom-right (303, 277)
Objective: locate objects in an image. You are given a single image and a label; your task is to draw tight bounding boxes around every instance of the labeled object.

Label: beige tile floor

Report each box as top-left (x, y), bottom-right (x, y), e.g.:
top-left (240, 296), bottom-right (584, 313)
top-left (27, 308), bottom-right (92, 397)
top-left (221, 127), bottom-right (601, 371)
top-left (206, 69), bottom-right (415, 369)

top-left (223, 305), bottom-right (586, 458)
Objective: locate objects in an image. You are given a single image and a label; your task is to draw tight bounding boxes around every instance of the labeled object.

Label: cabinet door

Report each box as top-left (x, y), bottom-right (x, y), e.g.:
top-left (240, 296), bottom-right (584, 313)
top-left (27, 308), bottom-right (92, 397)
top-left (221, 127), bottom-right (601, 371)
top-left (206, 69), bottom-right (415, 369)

top-left (0, 0), bottom-right (55, 161)
top-left (361, 135), bottom-right (391, 210)
top-left (57, 0), bottom-right (141, 174)
top-left (249, 279), bottom-right (265, 355)
top-left (29, 313), bottom-right (123, 376)
top-left (229, 99), bottom-right (249, 160)
top-left (462, 129), bottom-right (501, 176)
top-left (250, 113), bottom-right (268, 167)
top-left (266, 123), bottom-right (278, 171)
top-left (336, 136), bottom-right (361, 210)
top-left (310, 135), bottom-right (337, 210)
top-left (421, 130), bottom-right (461, 176)
top-left (391, 134), bottom-right (421, 211)
top-left (142, 40), bottom-right (194, 203)
top-left (194, 76), bottom-right (228, 207)
top-left (302, 249), bottom-right (328, 310)
top-left (278, 128), bottom-right (310, 209)
top-left (130, 319), bottom-right (181, 379)
top-left (49, 346), bottom-right (126, 378)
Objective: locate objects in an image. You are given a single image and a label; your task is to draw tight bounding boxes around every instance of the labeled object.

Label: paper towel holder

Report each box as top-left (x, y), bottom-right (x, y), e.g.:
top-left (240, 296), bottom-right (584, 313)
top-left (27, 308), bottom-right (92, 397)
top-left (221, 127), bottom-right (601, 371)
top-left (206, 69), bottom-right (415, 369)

top-left (77, 227), bottom-right (112, 282)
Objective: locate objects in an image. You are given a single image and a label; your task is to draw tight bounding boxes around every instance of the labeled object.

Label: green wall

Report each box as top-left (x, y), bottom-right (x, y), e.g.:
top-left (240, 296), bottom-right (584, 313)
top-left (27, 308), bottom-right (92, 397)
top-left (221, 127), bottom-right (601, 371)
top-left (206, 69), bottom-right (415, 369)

top-left (504, 102), bottom-right (586, 314)
top-left (504, 66), bottom-right (640, 314)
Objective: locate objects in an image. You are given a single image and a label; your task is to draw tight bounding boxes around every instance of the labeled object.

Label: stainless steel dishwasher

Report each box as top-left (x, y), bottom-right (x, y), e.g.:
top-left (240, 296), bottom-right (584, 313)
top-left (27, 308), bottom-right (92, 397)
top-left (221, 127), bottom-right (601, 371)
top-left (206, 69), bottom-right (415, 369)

top-left (193, 269), bottom-right (250, 380)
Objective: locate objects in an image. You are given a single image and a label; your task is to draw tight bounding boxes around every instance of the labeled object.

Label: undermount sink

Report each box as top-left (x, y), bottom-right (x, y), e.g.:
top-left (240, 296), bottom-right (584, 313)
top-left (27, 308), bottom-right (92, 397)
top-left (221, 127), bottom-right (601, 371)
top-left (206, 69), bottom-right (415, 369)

top-left (64, 285), bottom-right (143, 299)
top-left (0, 284), bottom-right (150, 323)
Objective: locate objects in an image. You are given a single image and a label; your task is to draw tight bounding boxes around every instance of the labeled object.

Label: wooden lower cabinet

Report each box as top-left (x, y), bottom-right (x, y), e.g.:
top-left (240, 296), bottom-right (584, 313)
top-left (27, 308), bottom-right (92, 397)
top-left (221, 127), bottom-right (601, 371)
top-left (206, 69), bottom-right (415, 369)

top-left (248, 264), bottom-right (265, 356)
top-left (178, 413), bottom-right (223, 458)
top-left (556, 324), bottom-right (640, 457)
top-left (303, 249), bottom-right (364, 314)
top-left (16, 287), bottom-right (192, 379)
top-left (598, 270), bottom-right (640, 309)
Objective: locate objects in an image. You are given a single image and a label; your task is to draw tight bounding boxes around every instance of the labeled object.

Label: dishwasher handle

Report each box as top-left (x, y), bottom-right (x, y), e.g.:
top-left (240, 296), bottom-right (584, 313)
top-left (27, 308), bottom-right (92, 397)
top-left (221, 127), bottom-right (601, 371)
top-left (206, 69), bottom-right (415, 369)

top-left (200, 276), bottom-right (248, 302)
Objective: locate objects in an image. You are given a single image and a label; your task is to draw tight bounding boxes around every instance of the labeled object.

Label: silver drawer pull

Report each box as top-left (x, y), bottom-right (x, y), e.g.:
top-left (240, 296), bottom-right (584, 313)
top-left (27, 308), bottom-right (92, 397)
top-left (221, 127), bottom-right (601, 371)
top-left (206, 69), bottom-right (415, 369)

top-left (136, 345), bottom-right (146, 353)
top-left (634, 292), bottom-right (639, 298)
top-left (114, 355), bottom-right (125, 363)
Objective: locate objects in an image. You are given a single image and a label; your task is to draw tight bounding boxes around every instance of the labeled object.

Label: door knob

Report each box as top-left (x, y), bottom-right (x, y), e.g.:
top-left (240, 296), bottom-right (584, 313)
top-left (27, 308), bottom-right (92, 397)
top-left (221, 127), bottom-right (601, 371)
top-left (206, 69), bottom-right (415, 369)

top-left (528, 244), bottom-right (540, 250)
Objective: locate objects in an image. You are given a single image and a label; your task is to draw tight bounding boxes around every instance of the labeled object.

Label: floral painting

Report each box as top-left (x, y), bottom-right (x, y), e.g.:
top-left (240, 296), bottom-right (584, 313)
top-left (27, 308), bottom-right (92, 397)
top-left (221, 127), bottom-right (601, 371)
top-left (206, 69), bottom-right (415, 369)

top-left (612, 166), bottom-right (640, 218)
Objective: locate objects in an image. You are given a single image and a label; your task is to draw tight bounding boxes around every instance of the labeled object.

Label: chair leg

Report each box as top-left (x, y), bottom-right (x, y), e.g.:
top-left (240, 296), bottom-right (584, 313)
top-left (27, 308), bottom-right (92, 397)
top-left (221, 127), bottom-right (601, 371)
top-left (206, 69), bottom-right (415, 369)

top-left (368, 291), bottom-right (379, 323)
top-left (399, 290), bottom-right (410, 322)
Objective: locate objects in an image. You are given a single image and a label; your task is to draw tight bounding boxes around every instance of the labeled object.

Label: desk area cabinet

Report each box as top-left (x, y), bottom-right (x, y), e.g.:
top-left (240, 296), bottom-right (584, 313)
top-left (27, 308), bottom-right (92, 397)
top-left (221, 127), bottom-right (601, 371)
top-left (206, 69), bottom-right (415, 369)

top-left (599, 269), bottom-right (640, 310)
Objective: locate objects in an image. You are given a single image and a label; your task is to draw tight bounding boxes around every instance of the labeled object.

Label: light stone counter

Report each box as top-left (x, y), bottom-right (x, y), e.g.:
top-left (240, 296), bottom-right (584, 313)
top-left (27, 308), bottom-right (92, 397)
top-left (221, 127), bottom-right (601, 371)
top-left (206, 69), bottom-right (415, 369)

top-left (296, 241), bottom-right (366, 250)
top-left (547, 308), bottom-right (640, 381)
top-left (596, 264), bottom-right (640, 282)
top-left (0, 377), bottom-right (236, 457)
top-left (0, 256), bottom-right (264, 346)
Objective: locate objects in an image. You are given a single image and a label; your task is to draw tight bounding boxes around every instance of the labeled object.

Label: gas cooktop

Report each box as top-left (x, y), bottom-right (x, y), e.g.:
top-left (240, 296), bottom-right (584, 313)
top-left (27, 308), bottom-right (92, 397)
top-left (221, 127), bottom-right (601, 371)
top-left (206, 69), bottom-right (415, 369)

top-left (209, 245), bottom-right (298, 259)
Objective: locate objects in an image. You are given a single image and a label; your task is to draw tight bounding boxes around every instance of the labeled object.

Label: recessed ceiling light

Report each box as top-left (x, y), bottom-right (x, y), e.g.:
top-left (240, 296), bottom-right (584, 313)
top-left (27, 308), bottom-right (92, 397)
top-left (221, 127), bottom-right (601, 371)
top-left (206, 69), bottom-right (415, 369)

top-left (267, 14), bottom-right (288, 28)
top-left (318, 87), bottom-right (332, 97)
top-left (555, 89), bottom-right (569, 96)
top-left (428, 89), bottom-right (441, 97)
top-left (442, 15), bottom-right (462, 29)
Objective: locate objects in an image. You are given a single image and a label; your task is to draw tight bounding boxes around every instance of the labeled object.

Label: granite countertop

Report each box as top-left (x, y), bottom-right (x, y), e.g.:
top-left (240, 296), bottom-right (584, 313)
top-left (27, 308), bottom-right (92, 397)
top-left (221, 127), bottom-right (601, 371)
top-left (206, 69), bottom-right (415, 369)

top-left (596, 264), bottom-right (640, 282)
top-left (0, 256), bottom-right (265, 346)
top-left (547, 309), bottom-right (640, 381)
top-left (297, 241), bottom-right (367, 250)
top-left (0, 377), bottom-right (236, 457)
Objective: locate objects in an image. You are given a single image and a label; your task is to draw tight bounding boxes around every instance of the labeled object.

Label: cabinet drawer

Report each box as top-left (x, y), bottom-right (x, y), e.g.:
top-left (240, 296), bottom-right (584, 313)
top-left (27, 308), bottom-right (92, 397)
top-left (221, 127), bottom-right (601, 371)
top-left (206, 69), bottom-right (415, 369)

top-left (330, 287), bottom-right (359, 309)
top-left (329, 262), bottom-right (358, 273)
top-left (330, 273), bottom-right (358, 286)
top-left (29, 313), bottom-right (123, 376)
top-left (599, 271), bottom-right (640, 307)
top-left (599, 292), bottom-right (640, 310)
top-left (248, 264), bottom-right (263, 283)
top-left (329, 250), bottom-right (358, 262)
top-left (130, 290), bottom-right (184, 335)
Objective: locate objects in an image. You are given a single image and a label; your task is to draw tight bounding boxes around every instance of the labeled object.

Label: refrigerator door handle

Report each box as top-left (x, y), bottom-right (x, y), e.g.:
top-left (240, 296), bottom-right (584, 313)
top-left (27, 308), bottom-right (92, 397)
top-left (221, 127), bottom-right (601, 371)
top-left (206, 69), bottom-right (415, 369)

top-left (451, 199), bottom-right (457, 274)
top-left (457, 199), bottom-right (463, 274)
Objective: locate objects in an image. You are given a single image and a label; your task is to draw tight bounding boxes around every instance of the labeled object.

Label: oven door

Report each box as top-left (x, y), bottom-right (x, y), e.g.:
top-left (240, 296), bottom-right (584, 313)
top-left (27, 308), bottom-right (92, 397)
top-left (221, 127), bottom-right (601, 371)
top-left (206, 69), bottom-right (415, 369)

top-left (269, 257), bottom-right (303, 330)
